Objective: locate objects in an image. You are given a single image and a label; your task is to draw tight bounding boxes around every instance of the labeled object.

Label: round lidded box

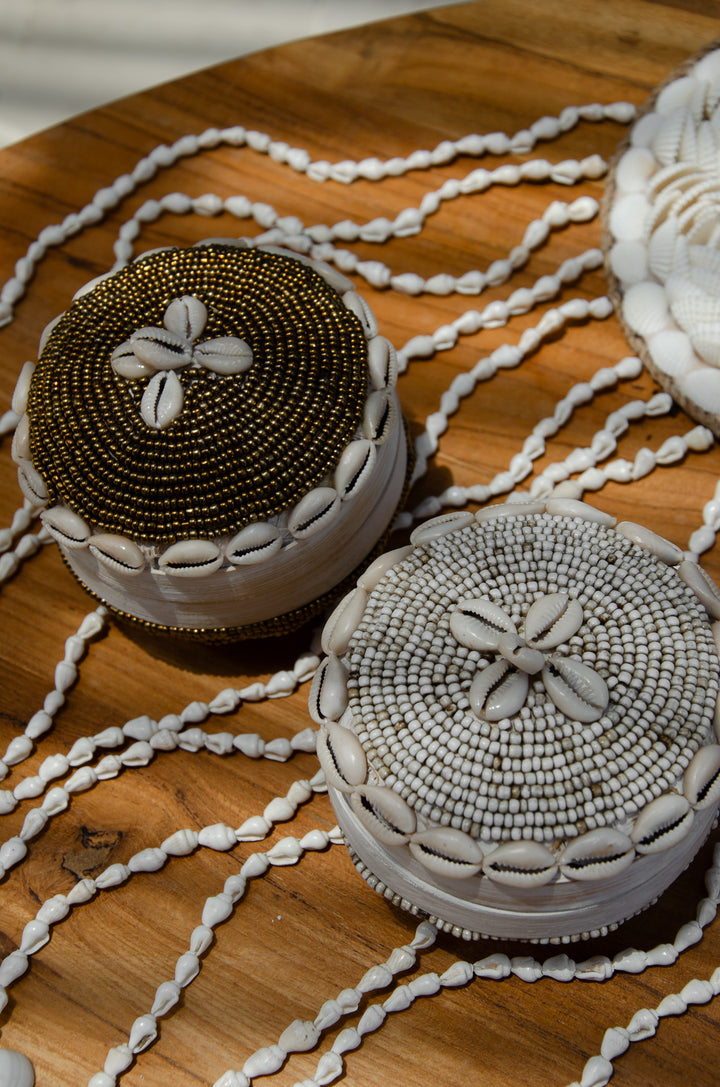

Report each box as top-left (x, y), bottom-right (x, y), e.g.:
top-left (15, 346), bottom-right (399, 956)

top-left (11, 241), bottom-right (410, 639)
top-left (312, 498), bottom-right (720, 942)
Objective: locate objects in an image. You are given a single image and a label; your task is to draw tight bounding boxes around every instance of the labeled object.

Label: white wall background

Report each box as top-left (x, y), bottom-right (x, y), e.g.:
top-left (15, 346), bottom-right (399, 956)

top-left (0, 0), bottom-right (462, 148)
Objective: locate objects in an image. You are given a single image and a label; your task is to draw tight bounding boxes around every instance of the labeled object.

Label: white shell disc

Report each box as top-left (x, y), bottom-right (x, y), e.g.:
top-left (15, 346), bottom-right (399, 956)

top-left (158, 539), bottom-right (223, 578)
top-left (622, 281), bottom-right (670, 337)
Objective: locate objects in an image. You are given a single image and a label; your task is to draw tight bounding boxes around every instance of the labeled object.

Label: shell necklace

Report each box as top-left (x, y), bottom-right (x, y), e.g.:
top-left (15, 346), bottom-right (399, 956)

top-left (0, 85), bottom-right (719, 1087)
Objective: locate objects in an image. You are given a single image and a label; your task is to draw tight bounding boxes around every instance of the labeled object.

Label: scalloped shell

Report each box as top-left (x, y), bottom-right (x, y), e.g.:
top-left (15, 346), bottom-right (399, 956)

top-left (41, 505), bottom-right (91, 549)
top-left (409, 511), bottom-right (475, 546)
top-left (616, 521), bottom-right (683, 565)
top-left (362, 389), bottom-right (398, 445)
top-left (544, 498), bottom-right (616, 526)
top-left (131, 327), bottom-right (193, 369)
top-left (558, 828), bottom-right (635, 881)
top-left (194, 337), bottom-right (254, 375)
top-left (482, 841), bottom-right (558, 887)
top-left (450, 598), bottom-right (516, 652)
top-left (226, 522), bottom-right (283, 565)
top-left (356, 545), bottom-right (413, 592)
top-left (342, 290), bottom-right (378, 338)
top-left (321, 587), bottom-right (368, 656)
top-left (474, 499), bottom-right (547, 523)
top-left (334, 439), bottom-right (377, 501)
top-left (631, 792), bottom-right (694, 854)
top-left (11, 360), bottom-right (35, 417)
top-left (542, 655), bottom-right (608, 723)
top-left (163, 295), bottom-right (207, 339)
top-left (0, 1048), bottom-right (35, 1087)
top-left (17, 461), bottom-right (48, 505)
top-left (288, 487), bottom-right (341, 539)
top-left (158, 539), bottom-right (223, 577)
top-left (308, 655), bottom-right (349, 725)
top-left (651, 105), bottom-right (690, 165)
top-left (683, 744), bottom-right (720, 810)
top-left (523, 593), bottom-right (583, 650)
top-left (408, 827), bottom-right (484, 879)
top-left (678, 560), bottom-right (720, 618)
top-left (316, 722), bottom-right (367, 793)
top-left (89, 533), bottom-right (145, 575)
top-left (469, 659), bottom-right (529, 721)
top-left (140, 370), bottom-right (184, 429)
top-left (10, 413), bottom-right (30, 465)
top-left (367, 335), bottom-right (398, 389)
top-left (350, 784), bottom-right (416, 845)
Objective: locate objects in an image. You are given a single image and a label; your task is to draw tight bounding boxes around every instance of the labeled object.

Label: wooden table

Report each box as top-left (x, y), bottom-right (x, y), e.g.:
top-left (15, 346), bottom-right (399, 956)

top-left (1, 2), bottom-right (720, 1084)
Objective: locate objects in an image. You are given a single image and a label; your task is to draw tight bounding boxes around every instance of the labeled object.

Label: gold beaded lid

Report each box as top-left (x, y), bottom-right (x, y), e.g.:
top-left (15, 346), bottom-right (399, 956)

top-left (28, 244), bottom-right (367, 543)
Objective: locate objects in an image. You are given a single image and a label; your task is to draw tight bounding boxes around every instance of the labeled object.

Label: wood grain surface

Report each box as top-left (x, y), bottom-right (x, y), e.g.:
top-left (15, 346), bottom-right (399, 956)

top-left (1, 2), bottom-right (720, 1085)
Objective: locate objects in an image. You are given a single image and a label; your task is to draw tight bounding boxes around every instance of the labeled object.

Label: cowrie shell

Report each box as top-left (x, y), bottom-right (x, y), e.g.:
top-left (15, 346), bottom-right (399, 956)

top-left (194, 337), bottom-right (254, 375)
top-left (367, 335), bottom-right (398, 389)
top-left (357, 545), bottom-right (412, 592)
top-left (334, 439), bottom-right (377, 501)
top-left (342, 290), bottom-right (378, 338)
top-left (226, 522), bottom-right (283, 565)
top-left (450, 598), bottom-right (516, 652)
top-left (409, 511), bottom-right (475, 546)
top-left (158, 539), bottom-right (223, 577)
top-left (17, 462), bottom-right (48, 505)
top-left (408, 827), bottom-right (484, 878)
top-left (350, 784), bottom-right (416, 845)
top-left (544, 497), bottom-right (616, 526)
top-left (683, 744), bottom-right (720, 809)
top-left (0, 1048), bottom-right (35, 1087)
top-left (542, 655), bottom-right (609, 723)
top-left (111, 342), bottom-right (154, 379)
top-left (288, 487), bottom-right (340, 539)
top-left (469, 659), bottom-right (528, 721)
top-left (163, 295), bottom-right (207, 339)
top-left (41, 505), bottom-right (91, 549)
top-left (482, 841), bottom-right (557, 886)
top-left (308, 655), bottom-right (349, 725)
top-left (132, 327), bottom-right (193, 369)
top-left (631, 792), bottom-right (694, 853)
top-left (321, 587), bottom-right (368, 656)
top-left (524, 593), bottom-right (583, 650)
top-left (616, 521), bottom-right (684, 565)
top-left (140, 370), bottom-right (184, 429)
top-left (559, 828), bottom-right (635, 881)
top-left (678, 559), bottom-right (720, 618)
top-left (362, 389), bottom-right (398, 445)
top-left (11, 361), bottom-right (35, 417)
top-left (10, 413), bottom-right (30, 465)
top-left (89, 534), bottom-right (145, 575)
top-left (316, 723), bottom-right (367, 792)
top-left (474, 499), bottom-right (546, 523)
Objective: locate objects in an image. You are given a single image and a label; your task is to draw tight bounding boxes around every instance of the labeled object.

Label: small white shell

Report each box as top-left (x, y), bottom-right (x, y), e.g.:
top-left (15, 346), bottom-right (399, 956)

top-left (10, 413), bottom-right (30, 465)
top-left (631, 792), bottom-right (694, 854)
top-left (450, 598), bottom-right (516, 652)
top-left (140, 370), bottom-right (184, 429)
top-left (163, 295), bottom-right (207, 339)
top-left (194, 337), bottom-right (254, 375)
top-left (316, 722), bottom-right (367, 792)
top-left (11, 361), bottom-right (35, 418)
top-left (542, 655), bottom-right (609, 723)
top-left (408, 827), bottom-right (484, 879)
top-left (89, 534), bottom-right (146, 575)
top-left (131, 327), bottom-right (193, 370)
top-left (544, 498), bottom-right (616, 526)
top-left (0, 1048), bottom-right (35, 1087)
top-left (469, 659), bottom-right (529, 721)
top-left (356, 545), bottom-right (412, 592)
top-left (288, 487), bottom-right (340, 539)
top-left (496, 633), bottom-right (545, 675)
top-left (683, 744), bottom-right (720, 810)
top-left (482, 841), bottom-right (557, 886)
top-left (342, 290), bottom-right (378, 338)
top-left (226, 522), bottom-right (283, 565)
top-left (523, 593), bottom-right (583, 650)
top-left (558, 828), bottom-right (635, 881)
top-left (17, 462), bottom-right (48, 505)
top-left (678, 560), bottom-right (720, 618)
top-left (334, 439), bottom-right (377, 501)
top-left (409, 511), bottom-right (475, 546)
top-left (616, 521), bottom-right (683, 565)
top-left (350, 784), bottom-right (416, 845)
top-left (321, 587), bottom-right (368, 656)
top-left (158, 539), bottom-right (223, 577)
top-left (367, 335), bottom-right (398, 389)
top-left (362, 389), bottom-right (398, 445)
top-left (111, 344), bottom-right (154, 379)
top-left (308, 654), bottom-right (349, 725)
top-left (474, 499), bottom-right (546, 523)
top-left (41, 505), bottom-right (91, 549)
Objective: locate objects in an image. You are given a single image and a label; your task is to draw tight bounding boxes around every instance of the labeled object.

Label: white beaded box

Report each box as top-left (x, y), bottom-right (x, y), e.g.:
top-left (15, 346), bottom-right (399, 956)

top-left (312, 499), bottom-right (720, 942)
top-left (11, 240), bottom-right (410, 639)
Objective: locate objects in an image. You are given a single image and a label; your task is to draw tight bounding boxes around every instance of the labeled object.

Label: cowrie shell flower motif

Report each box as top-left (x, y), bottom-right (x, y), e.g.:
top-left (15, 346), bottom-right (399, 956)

top-left (450, 593), bottom-right (609, 723)
top-left (110, 295), bottom-right (254, 429)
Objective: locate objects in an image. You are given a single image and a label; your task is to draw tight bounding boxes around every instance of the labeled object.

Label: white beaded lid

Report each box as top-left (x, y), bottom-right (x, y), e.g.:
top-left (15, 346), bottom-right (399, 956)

top-left (312, 499), bottom-right (720, 941)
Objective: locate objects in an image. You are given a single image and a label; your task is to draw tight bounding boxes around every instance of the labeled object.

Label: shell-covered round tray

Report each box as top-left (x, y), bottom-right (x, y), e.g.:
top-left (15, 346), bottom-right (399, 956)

top-left (11, 240), bottom-right (410, 639)
top-left (603, 42), bottom-right (720, 437)
top-left (312, 499), bottom-right (720, 942)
